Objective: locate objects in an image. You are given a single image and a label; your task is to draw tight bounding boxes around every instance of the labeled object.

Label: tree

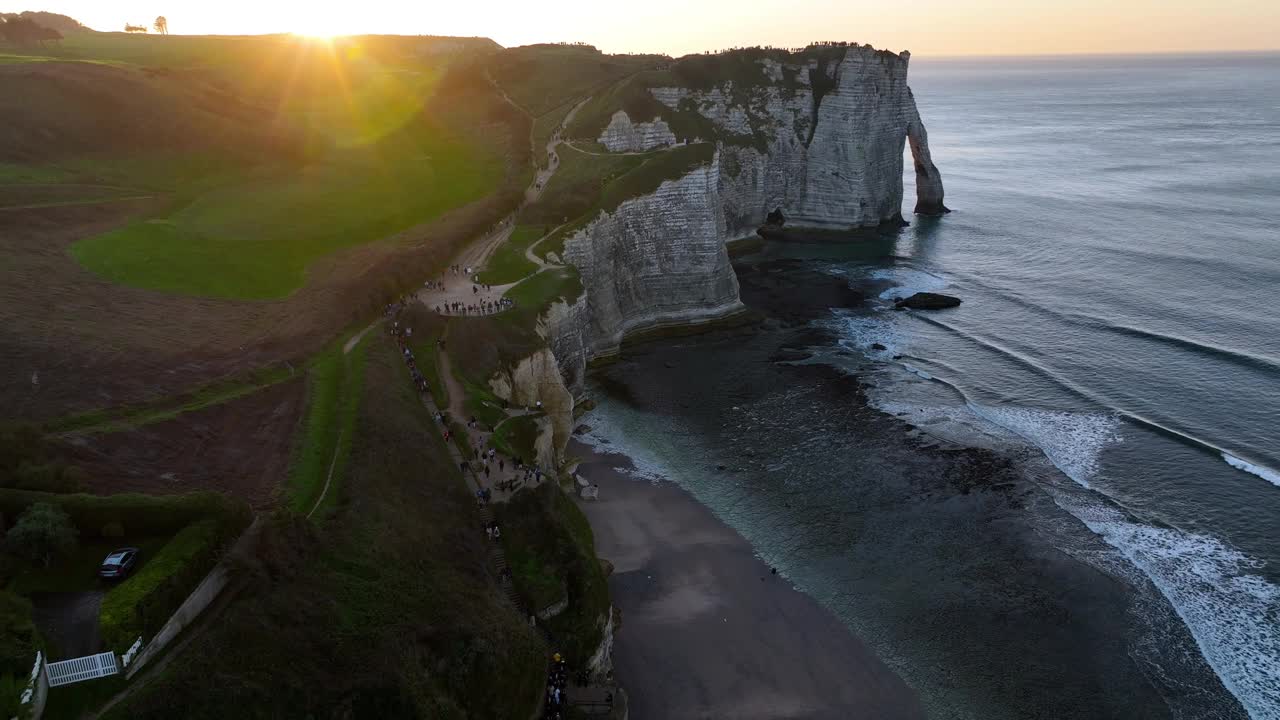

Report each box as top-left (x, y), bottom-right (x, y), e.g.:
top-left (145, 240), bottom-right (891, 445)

top-left (0, 17), bottom-right (50, 47)
top-left (154, 16), bottom-right (168, 35)
top-left (5, 503), bottom-right (77, 568)
top-left (124, 23), bottom-right (148, 33)
top-left (36, 25), bottom-right (61, 47)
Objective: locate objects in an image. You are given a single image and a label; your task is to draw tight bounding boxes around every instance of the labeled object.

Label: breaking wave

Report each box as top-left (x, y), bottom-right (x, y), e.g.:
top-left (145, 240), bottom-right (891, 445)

top-left (1223, 453), bottom-right (1280, 489)
top-left (1056, 492), bottom-right (1280, 720)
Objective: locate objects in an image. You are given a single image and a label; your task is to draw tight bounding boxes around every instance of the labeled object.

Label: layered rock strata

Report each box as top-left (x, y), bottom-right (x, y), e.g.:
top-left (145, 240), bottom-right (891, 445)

top-left (599, 110), bottom-right (678, 152)
top-left (599, 46), bottom-right (947, 236)
top-left (503, 45), bottom-right (947, 463)
top-left (547, 153), bottom-right (744, 397)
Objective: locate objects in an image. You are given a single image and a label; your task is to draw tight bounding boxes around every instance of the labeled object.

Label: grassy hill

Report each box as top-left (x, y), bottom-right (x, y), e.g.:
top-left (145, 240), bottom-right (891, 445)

top-left (2, 35), bottom-right (509, 299)
top-left (102, 340), bottom-right (546, 719)
top-left (0, 35), bottom-right (733, 718)
top-left (1, 33), bottom-right (529, 419)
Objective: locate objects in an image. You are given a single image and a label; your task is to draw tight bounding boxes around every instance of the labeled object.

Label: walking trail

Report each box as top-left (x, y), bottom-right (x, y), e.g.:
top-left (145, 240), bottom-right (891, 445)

top-left (416, 94), bottom-right (588, 317)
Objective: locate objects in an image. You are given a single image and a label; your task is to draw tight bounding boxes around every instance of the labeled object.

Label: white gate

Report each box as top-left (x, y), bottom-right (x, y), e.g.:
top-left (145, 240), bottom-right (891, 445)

top-left (45, 652), bottom-right (118, 687)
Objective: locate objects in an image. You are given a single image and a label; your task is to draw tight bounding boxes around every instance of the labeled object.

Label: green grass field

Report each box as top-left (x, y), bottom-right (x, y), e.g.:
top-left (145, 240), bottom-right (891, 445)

top-left (520, 145), bottom-right (652, 228)
top-left (477, 225), bottom-right (544, 285)
top-left (285, 334), bottom-right (368, 518)
top-left (4, 33), bottom-right (509, 299)
top-left (73, 139), bottom-right (501, 298)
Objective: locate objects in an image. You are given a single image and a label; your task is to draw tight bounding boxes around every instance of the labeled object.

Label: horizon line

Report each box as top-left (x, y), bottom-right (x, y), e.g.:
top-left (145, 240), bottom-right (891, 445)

top-left (72, 29), bottom-right (1280, 60)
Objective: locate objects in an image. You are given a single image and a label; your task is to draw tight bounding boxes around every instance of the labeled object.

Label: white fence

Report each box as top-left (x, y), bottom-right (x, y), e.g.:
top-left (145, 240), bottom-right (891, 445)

top-left (45, 652), bottom-right (118, 687)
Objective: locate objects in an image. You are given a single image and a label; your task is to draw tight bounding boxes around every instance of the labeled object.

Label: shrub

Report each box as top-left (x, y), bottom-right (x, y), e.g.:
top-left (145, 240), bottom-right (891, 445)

top-left (101, 521), bottom-right (125, 539)
top-left (0, 591), bottom-right (38, 679)
top-left (99, 518), bottom-right (227, 652)
top-left (5, 503), bottom-right (77, 568)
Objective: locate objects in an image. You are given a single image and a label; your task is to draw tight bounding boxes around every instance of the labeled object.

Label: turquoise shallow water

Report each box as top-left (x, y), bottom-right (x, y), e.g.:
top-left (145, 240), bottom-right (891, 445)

top-left (584, 53), bottom-right (1280, 719)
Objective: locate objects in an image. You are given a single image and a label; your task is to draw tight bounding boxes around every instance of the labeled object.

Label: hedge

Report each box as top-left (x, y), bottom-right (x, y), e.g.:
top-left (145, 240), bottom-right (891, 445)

top-left (0, 489), bottom-right (251, 654)
top-left (0, 490), bottom-right (247, 540)
top-left (98, 518), bottom-right (227, 653)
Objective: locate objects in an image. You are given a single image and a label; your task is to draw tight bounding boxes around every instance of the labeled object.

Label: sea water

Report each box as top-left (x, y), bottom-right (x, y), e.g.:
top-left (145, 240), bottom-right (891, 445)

top-left (582, 53), bottom-right (1280, 719)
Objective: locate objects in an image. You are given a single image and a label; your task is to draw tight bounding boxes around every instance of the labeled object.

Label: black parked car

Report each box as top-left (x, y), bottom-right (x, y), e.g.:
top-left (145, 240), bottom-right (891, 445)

top-left (98, 548), bottom-right (139, 580)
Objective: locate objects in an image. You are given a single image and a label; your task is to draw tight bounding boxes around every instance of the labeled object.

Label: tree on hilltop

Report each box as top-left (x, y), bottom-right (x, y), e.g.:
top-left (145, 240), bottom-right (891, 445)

top-left (125, 23), bottom-right (148, 33)
top-left (0, 16), bottom-right (61, 47)
top-left (154, 16), bottom-right (168, 35)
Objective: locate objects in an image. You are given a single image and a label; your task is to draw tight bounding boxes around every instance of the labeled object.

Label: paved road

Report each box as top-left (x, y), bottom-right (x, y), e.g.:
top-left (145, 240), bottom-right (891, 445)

top-left (31, 590), bottom-right (104, 658)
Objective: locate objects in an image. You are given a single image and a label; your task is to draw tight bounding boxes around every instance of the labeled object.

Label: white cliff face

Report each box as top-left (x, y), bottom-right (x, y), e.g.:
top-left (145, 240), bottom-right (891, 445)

top-left (607, 47), bottom-right (945, 236)
top-left (519, 46), bottom-right (946, 461)
top-left (547, 152), bottom-right (744, 393)
top-left (487, 348), bottom-right (574, 469)
top-left (599, 110), bottom-right (677, 152)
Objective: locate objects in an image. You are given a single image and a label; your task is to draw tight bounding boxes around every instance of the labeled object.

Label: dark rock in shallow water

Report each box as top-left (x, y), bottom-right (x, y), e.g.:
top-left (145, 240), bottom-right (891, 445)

top-left (895, 292), bottom-right (962, 310)
top-left (770, 349), bottom-right (813, 363)
top-left (871, 342), bottom-right (887, 351)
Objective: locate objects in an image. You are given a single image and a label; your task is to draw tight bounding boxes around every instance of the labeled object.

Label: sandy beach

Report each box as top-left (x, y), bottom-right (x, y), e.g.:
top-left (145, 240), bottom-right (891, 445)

top-left (571, 437), bottom-right (924, 720)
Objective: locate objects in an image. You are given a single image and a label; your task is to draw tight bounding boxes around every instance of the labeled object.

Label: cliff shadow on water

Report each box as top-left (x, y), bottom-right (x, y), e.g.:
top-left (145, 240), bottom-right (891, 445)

top-left (580, 243), bottom-right (1246, 720)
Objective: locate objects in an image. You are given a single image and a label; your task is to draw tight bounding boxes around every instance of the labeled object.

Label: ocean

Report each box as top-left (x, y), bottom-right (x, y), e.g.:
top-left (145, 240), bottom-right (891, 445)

top-left (579, 53), bottom-right (1280, 719)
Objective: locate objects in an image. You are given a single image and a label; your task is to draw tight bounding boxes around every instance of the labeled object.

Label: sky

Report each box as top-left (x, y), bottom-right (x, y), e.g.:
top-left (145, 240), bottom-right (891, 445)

top-left (23, 0), bottom-right (1280, 57)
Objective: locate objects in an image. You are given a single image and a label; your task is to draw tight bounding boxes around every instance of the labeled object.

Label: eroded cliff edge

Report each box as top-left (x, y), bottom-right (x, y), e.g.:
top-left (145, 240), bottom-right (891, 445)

top-left (492, 44), bottom-right (946, 466)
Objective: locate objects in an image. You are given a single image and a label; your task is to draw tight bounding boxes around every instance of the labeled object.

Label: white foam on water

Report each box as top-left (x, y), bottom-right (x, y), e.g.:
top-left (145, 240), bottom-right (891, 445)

top-left (902, 363), bottom-right (934, 381)
top-left (870, 267), bottom-right (949, 300)
top-left (955, 403), bottom-right (1280, 718)
top-left (575, 404), bottom-right (674, 484)
top-left (965, 403), bottom-right (1123, 489)
top-left (825, 311), bottom-right (902, 358)
top-left (1054, 492), bottom-right (1280, 720)
top-left (1223, 453), bottom-right (1280, 489)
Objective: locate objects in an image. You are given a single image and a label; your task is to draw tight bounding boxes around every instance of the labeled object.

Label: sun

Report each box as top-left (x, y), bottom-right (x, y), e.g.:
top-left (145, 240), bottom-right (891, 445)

top-left (291, 17), bottom-right (346, 40)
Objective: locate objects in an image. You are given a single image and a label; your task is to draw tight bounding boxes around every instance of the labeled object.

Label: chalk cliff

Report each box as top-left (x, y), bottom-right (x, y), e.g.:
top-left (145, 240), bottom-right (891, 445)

top-left (545, 152), bottom-right (743, 396)
top-left (503, 45), bottom-right (946, 459)
top-left (592, 45), bottom-right (946, 235)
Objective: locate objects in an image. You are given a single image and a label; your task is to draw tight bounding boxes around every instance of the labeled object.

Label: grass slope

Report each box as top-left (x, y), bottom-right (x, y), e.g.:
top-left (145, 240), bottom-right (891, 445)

top-left (486, 44), bottom-right (656, 117)
top-left (3, 37), bottom-right (509, 300)
top-left (286, 336), bottom-right (369, 518)
top-left (495, 483), bottom-right (609, 664)
top-left (476, 225), bottom-right (544, 285)
top-left (520, 145), bottom-right (652, 227)
top-left (447, 267), bottom-right (583, 390)
top-left (106, 339), bottom-right (545, 719)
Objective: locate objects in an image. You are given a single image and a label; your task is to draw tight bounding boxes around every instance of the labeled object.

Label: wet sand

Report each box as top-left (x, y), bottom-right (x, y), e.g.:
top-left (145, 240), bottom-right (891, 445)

top-left (572, 437), bottom-right (924, 720)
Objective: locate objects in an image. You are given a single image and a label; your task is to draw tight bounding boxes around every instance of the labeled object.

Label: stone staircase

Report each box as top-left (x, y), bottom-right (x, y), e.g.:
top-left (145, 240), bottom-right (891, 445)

top-left (478, 504), bottom-right (524, 611)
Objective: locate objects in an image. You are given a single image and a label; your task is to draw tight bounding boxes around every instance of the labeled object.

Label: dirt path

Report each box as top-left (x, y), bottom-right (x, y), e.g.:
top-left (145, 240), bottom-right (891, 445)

top-left (342, 321), bottom-right (379, 355)
top-left (0, 195), bottom-right (158, 212)
top-left (416, 96), bottom-right (589, 317)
